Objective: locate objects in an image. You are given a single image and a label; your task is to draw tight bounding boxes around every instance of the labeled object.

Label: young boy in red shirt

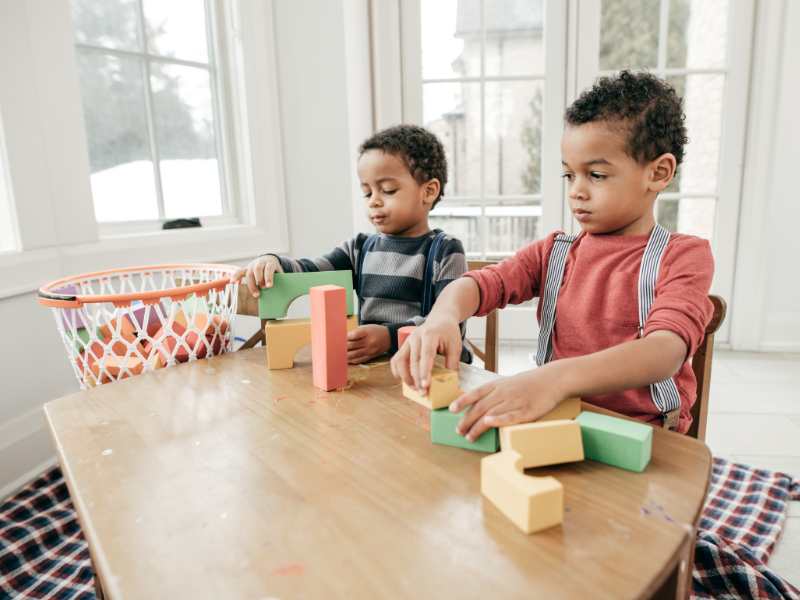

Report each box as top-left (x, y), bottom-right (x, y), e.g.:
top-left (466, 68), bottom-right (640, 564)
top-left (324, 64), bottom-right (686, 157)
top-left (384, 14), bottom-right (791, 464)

top-left (391, 70), bottom-right (714, 439)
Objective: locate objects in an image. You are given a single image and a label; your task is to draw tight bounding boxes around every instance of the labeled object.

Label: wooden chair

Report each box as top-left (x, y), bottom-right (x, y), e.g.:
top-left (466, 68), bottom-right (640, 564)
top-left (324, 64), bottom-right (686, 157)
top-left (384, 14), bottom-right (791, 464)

top-left (235, 264), bottom-right (501, 373)
top-left (465, 260), bottom-right (499, 373)
top-left (686, 295), bottom-right (727, 441)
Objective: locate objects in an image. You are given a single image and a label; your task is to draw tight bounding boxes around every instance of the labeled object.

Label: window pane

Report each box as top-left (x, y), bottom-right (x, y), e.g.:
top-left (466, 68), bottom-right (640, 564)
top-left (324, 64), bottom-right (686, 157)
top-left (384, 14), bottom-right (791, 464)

top-left (422, 0), bottom-right (473, 79)
top-left (143, 0), bottom-right (209, 63)
top-left (484, 81), bottom-right (543, 196)
top-left (424, 82), bottom-right (481, 197)
top-left (485, 206), bottom-right (540, 254)
top-left (430, 207), bottom-right (480, 254)
top-left (667, 0), bottom-right (728, 69)
top-left (150, 63), bottom-right (222, 218)
top-left (667, 75), bottom-right (724, 195)
top-left (71, 0), bottom-right (142, 51)
top-left (658, 197), bottom-right (716, 240)
top-left (76, 51), bottom-right (159, 222)
top-left (484, 0), bottom-right (545, 76)
top-left (599, 0), bottom-right (660, 70)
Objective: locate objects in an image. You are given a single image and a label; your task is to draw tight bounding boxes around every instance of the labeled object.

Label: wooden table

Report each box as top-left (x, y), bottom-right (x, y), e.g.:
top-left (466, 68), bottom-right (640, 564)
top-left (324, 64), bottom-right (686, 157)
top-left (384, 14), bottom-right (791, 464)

top-left (44, 348), bottom-right (711, 599)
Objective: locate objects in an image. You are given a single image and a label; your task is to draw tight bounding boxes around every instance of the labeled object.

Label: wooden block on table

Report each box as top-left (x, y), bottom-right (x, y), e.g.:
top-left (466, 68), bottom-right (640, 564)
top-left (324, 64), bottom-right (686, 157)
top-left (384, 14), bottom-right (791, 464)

top-left (499, 419), bottom-right (584, 468)
top-left (259, 271), bottom-right (354, 319)
top-left (481, 451), bottom-right (563, 534)
top-left (402, 368), bottom-right (460, 410)
top-left (310, 285), bottom-right (349, 391)
top-left (264, 315), bottom-right (356, 369)
top-left (397, 325), bottom-right (416, 348)
top-left (430, 407), bottom-right (498, 453)
top-left (538, 397), bottom-right (581, 422)
top-left (576, 411), bottom-right (652, 472)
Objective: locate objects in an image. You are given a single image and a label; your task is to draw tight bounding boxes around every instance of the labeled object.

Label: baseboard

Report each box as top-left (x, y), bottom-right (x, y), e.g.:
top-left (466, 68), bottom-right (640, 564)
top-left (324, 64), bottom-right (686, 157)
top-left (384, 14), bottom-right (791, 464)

top-left (0, 456), bottom-right (58, 502)
top-left (0, 406), bottom-right (57, 502)
top-left (758, 342), bottom-right (800, 353)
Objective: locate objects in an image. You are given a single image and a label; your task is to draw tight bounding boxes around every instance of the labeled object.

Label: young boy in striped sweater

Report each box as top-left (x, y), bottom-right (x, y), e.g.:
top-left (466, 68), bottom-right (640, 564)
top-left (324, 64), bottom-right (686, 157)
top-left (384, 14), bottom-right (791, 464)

top-left (236, 125), bottom-right (470, 364)
top-left (392, 71), bottom-right (714, 438)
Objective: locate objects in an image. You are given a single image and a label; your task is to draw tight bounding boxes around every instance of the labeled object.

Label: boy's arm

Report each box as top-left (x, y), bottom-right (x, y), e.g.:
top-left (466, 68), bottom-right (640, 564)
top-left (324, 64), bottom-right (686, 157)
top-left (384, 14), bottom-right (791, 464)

top-left (269, 235), bottom-right (362, 276)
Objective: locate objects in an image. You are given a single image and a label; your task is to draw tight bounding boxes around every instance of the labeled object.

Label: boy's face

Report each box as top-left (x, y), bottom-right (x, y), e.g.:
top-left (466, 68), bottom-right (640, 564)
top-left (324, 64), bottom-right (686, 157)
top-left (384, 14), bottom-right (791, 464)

top-left (561, 122), bottom-right (671, 236)
top-left (357, 150), bottom-right (438, 237)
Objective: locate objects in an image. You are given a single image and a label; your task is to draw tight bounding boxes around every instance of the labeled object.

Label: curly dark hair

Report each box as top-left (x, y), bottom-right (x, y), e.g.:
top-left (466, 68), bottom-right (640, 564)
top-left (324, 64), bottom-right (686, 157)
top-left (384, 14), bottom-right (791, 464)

top-left (565, 70), bottom-right (688, 166)
top-left (359, 124), bottom-right (448, 208)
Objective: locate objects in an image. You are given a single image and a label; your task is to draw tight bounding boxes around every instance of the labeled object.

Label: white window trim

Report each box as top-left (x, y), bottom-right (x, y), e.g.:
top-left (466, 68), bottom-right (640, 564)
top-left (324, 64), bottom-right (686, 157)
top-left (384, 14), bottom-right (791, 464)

top-left (0, 0), bottom-right (288, 301)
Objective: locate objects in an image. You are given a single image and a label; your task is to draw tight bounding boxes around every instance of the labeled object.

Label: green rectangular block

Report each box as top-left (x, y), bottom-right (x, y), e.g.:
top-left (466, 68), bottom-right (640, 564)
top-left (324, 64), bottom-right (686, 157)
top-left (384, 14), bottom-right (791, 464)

top-left (259, 271), bottom-right (355, 319)
top-left (431, 408), bottom-right (499, 453)
top-left (576, 411), bottom-right (652, 472)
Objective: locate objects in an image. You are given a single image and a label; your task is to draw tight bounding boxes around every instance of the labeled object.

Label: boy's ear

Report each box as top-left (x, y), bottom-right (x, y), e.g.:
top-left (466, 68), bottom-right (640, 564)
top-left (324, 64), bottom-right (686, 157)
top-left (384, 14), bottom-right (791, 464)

top-left (422, 178), bottom-right (441, 206)
top-left (647, 153), bottom-right (677, 193)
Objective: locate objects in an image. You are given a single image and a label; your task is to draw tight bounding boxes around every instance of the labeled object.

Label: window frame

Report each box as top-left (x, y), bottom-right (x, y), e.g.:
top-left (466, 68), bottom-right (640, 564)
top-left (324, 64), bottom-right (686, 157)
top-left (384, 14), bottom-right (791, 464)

top-left (0, 0), bottom-right (289, 300)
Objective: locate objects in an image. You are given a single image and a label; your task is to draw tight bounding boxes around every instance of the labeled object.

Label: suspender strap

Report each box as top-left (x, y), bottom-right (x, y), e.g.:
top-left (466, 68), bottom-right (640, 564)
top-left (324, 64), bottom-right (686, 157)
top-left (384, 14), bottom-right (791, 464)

top-left (356, 234), bottom-right (379, 319)
top-left (421, 231), bottom-right (447, 317)
top-left (535, 233), bottom-right (577, 366)
top-left (638, 224), bottom-right (682, 421)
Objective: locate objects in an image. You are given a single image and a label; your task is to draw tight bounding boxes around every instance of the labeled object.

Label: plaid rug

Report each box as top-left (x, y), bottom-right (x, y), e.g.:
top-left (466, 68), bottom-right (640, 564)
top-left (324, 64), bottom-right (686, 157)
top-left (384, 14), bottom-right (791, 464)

top-left (692, 457), bottom-right (800, 599)
top-left (0, 468), bottom-right (93, 599)
top-left (1, 460), bottom-right (798, 599)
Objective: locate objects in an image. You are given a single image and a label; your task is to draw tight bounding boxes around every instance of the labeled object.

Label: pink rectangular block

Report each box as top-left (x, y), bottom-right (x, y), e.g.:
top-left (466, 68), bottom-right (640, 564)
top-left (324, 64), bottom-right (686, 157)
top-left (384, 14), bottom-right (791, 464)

top-left (310, 285), bottom-right (348, 391)
top-left (398, 325), bottom-right (416, 349)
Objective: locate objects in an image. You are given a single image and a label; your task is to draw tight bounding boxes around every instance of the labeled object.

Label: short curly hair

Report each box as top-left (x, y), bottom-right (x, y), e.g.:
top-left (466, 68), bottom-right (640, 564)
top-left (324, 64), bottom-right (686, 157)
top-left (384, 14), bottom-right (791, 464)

top-left (359, 125), bottom-right (448, 208)
top-left (565, 70), bottom-right (688, 166)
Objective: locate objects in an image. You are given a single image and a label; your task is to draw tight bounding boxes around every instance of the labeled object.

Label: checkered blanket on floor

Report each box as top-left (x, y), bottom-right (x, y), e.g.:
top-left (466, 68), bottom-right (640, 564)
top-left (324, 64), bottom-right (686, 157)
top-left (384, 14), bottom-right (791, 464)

top-left (692, 457), bottom-right (800, 599)
top-left (1, 459), bottom-right (798, 599)
top-left (0, 467), bottom-right (93, 599)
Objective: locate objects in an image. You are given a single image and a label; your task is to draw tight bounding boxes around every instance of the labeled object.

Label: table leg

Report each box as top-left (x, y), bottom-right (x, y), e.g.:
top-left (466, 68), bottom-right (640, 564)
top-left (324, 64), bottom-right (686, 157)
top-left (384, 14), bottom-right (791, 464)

top-left (650, 530), bottom-right (693, 600)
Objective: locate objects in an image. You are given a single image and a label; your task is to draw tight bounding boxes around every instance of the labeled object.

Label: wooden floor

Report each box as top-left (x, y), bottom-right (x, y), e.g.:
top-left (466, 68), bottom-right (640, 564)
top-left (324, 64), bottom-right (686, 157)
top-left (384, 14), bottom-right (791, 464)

top-left (475, 343), bottom-right (800, 588)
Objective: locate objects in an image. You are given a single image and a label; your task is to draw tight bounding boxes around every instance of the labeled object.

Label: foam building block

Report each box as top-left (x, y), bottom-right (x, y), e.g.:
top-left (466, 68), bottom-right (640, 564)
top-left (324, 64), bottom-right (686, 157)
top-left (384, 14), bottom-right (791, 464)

top-left (402, 368), bottom-right (460, 410)
top-left (310, 285), bottom-right (349, 391)
top-left (259, 271), bottom-right (354, 320)
top-left (499, 420), bottom-right (584, 468)
top-left (481, 451), bottom-right (563, 534)
top-left (397, 325), bottom-right (416, 348)
top-left (430, 408), bottom-right (498, 453)
top-left (98, 315), bottom-right (139, 356)
top-left (265, 315), bottom-right (357, 369)
top-left (538, 397), bottom-right (581, 422)
top-left (576, 411), bottom-right (652, 472)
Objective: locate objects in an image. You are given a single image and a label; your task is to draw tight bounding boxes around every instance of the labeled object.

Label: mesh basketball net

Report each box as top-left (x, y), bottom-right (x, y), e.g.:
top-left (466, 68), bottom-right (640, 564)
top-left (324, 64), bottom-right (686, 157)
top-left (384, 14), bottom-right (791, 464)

top-left (38, 264), bottom-right (239, 389)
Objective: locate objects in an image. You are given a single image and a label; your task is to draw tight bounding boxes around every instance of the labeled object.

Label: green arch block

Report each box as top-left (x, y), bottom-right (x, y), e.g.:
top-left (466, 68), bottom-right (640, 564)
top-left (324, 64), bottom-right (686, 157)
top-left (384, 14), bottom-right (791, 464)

top-left (258, 271), bottom-right (355, 319)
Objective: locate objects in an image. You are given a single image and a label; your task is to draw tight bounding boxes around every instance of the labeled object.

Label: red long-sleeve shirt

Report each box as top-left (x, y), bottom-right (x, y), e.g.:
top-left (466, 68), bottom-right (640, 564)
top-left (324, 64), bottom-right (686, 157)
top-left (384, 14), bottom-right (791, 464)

top-left (464, 230), bottom-right (715, 433)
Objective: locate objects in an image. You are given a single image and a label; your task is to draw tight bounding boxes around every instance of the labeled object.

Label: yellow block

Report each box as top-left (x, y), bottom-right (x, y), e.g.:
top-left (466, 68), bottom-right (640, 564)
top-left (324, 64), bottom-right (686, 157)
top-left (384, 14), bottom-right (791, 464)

top-left (499, 419), bottom-right (584, 469)
top-left (265, 316), bottom-right (357, 369)
top-left (538, 397), bottom-right (581, 421)
top-left (401, 367), bottom-right (460, 409)
top-left (480, 451), bottom-right (563, 534)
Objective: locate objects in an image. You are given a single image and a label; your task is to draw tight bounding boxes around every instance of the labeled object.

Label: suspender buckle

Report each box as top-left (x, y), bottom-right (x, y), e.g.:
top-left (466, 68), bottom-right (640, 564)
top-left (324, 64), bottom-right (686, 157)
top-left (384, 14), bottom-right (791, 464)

top-left (662, 408), bottom-right (680, 431)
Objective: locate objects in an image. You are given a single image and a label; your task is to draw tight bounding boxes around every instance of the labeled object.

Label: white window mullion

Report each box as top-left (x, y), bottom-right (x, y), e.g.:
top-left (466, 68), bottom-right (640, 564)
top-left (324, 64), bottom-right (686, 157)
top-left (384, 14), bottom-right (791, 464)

top-left (135, 0), bottom-right (166, 221)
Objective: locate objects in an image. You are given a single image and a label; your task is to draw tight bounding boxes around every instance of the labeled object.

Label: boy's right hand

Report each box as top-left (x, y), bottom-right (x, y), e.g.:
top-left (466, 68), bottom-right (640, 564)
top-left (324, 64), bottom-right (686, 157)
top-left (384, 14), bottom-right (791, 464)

top-left (232, 255), bottom-right (284, 298)
top-left (390, 315), bottom-right (462, 393)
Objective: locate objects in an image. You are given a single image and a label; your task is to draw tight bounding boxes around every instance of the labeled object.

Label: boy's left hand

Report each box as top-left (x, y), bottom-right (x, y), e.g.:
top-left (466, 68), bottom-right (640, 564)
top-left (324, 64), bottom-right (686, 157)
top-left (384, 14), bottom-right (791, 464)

top-left (449, 365), bottom-right (569, 442)
top-left (347, 325), bottom-right (391, 364)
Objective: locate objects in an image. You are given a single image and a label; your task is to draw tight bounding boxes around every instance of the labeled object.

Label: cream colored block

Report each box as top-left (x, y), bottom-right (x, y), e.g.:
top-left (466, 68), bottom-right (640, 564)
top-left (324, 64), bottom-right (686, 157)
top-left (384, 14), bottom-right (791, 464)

top-left (265, 316), bottom-right (356, 369)
top-left (499, 419), bottom-right (584, 469)
top-left (538, 397), bottom-right (581, 422)
top-left (401, 368), bottom-right (460, 409)
top-left (480, 451), bottom-right (563, 534)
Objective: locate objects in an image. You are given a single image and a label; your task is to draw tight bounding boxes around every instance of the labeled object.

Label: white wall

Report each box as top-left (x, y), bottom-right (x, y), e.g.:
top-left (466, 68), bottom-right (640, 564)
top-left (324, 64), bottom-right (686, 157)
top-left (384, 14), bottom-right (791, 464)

top-left (0, 0), bottom-right (371, 499)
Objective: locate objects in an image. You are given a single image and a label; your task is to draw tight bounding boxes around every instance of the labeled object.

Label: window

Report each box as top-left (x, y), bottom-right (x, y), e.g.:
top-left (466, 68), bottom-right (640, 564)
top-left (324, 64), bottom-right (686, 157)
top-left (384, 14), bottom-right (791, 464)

top-left (597, 0), bottom-right (729, 241)
top-left (0, 116), bottom-right (17, 253)
top-left (71, 0), bottom-right (232, 224)
top-left (419, 0), bottom-right (548, 258)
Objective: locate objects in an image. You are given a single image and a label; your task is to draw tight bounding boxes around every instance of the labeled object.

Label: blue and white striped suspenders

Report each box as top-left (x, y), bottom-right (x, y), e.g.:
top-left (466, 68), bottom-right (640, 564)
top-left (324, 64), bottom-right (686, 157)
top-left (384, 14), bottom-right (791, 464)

top-left (535, 224), bottom-right (682, 429)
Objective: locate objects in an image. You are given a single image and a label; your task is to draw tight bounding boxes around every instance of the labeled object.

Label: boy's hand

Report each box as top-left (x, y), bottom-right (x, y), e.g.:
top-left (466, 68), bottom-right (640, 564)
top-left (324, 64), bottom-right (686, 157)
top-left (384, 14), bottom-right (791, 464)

top-left (390, 316), bottom-right (462, 392)
top-left (347, 325), bottom-right (391, 364)
top-left (449, 364), bottom-right (569, 442)
top-left (232, 255), bottom-right (283, 298)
